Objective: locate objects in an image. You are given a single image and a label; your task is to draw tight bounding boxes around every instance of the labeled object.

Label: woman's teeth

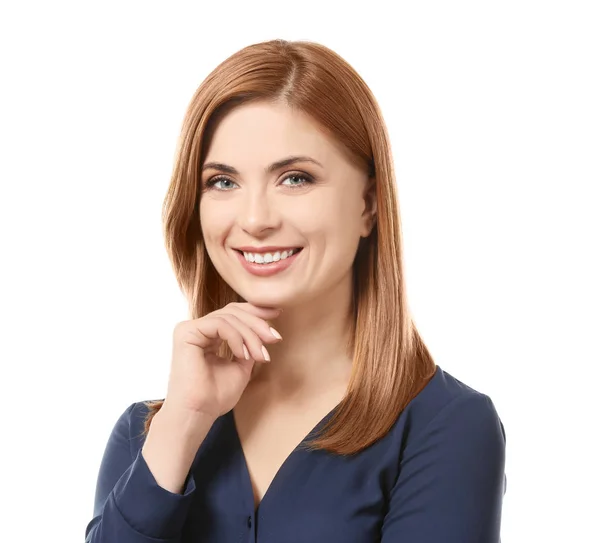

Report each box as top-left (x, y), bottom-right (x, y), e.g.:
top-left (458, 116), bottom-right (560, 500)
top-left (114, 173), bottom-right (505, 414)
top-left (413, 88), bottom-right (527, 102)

top-left (243, 248), bottom-right (300, 264)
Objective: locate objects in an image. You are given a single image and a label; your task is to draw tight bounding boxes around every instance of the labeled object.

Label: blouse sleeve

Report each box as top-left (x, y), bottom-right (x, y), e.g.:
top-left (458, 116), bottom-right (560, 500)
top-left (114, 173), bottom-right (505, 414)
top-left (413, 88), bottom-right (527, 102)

top-left (381, 393), bottom-right (507, 542)
top-left (84, 403), bottom-right (197, 542)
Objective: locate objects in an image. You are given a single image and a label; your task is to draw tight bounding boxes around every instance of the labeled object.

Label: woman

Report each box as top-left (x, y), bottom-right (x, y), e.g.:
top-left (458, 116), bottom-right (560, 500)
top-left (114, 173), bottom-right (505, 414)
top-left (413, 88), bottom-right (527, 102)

top-left (85, 39), bottom-right (506, 542)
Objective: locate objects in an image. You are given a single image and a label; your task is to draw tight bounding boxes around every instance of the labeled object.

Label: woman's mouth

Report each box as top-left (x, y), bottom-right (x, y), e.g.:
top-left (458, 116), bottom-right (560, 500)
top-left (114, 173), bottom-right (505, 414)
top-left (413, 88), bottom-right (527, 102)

top-left (233, 247), bottom-right (303, 277)
top-left (241, 248), bottom-right (301, 264)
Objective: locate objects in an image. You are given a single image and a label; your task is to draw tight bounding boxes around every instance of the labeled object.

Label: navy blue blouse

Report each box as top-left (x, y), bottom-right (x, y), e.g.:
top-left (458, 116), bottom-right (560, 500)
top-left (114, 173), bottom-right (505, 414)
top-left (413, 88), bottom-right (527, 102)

top-left (85, 365), bottom-right (506, 542)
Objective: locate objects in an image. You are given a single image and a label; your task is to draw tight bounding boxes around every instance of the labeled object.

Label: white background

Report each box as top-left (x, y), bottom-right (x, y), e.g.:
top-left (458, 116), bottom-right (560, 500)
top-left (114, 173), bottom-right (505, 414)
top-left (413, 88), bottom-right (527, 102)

top-left (1, 1), bottom-right (598, 541)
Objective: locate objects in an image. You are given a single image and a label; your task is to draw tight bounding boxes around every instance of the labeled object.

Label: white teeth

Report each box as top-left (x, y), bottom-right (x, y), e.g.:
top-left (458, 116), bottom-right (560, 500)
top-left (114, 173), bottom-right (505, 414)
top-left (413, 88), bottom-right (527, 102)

top-left (243, 248), bottom-right (299, 264)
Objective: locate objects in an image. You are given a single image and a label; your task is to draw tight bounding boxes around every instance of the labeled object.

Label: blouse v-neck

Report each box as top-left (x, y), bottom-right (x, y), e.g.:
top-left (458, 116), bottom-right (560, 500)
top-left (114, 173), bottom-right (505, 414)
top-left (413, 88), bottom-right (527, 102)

top-left (226, 404), bottom-right (340, 514)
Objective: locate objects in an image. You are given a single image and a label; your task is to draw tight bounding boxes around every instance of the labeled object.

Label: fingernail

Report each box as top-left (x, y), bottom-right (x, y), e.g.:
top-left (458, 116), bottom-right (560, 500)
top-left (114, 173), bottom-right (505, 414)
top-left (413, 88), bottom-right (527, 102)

top-left (269, 327), bottom-right (282, 340)
top-left (243, 344), bottom-right (250, 360)
top-left (261, 345), bottom-right (271, 362)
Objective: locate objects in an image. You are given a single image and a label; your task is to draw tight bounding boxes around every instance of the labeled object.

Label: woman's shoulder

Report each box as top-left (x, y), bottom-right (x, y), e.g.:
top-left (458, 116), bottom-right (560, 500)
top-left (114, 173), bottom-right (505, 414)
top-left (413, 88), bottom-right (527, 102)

top-left (413, 365), bottom-right (497, 410)
top-left (109, 398), bottom-right (165, 452)
top-left (397, 365), bottom-right (504, 446)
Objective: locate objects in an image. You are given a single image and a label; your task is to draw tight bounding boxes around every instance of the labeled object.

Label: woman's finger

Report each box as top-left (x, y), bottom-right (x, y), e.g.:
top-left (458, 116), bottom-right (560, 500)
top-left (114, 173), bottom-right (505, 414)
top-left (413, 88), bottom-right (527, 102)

top-left (181, 316), bottom-right (247, 361)
top-left (215, 305), bottom-right (283, 345)
top-left (216, 313), bottom-right (272, 362)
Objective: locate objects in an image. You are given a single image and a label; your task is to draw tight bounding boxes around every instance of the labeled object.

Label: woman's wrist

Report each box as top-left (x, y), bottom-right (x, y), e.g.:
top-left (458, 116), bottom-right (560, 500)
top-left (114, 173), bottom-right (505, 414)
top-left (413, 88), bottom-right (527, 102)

top-left (155, 403), bottom-right (217, 442)
top-left (141, 406), bottom-right (215, 494)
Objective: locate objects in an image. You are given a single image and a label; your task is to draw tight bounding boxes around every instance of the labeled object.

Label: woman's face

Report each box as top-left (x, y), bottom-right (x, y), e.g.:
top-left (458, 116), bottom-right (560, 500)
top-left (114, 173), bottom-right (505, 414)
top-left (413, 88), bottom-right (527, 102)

top-left (199, 100), bottom-right (374, 309)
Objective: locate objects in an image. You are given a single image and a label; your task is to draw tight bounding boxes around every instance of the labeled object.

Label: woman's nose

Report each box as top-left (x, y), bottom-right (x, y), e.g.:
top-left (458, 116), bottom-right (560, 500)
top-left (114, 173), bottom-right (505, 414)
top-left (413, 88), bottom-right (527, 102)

top-left (236, 189), bottom-right (281, 236)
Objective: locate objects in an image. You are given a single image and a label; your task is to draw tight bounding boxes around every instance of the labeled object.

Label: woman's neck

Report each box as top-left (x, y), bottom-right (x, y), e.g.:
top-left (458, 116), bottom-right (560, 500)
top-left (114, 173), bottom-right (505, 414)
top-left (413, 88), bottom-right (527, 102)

top-left (250, 275), bottom-right (354, 396)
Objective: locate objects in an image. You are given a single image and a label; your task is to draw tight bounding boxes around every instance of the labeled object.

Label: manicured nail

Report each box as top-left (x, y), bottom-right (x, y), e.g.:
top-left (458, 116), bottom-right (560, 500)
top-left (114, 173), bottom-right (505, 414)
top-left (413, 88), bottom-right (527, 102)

top-left (261, 345), bottom-right (271, 362)
top-left (243, 345), bottom-right (250, 360)
top-left (269, 327), bottom-right (282, 340)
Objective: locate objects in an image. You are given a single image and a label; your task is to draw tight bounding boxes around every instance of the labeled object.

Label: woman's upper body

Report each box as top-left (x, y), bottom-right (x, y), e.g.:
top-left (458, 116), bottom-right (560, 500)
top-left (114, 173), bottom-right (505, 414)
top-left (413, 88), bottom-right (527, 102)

top-left (85, 364), bottom-right (506, 542)
top-left (85, 39), bottom-right (507, 542)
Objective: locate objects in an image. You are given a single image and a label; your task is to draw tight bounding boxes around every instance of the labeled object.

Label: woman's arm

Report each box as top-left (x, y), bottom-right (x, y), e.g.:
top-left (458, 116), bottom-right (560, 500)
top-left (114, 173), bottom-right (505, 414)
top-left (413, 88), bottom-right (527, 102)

top-left (381, 394), bottom-right (507, 542)
top-left (84, 403), bottom-right (212, 543)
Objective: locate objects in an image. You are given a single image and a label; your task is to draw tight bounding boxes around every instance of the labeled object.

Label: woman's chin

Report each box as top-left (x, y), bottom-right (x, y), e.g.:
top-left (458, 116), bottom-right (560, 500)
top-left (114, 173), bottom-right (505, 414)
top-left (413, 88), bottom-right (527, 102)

top-left (240, 291), bottom-right (294, 310)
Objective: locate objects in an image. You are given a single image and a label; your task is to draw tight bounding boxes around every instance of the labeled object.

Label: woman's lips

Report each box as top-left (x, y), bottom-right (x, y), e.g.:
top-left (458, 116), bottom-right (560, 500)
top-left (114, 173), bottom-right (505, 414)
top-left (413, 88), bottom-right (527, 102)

top-left (235, 248), bottom-right (303, 277)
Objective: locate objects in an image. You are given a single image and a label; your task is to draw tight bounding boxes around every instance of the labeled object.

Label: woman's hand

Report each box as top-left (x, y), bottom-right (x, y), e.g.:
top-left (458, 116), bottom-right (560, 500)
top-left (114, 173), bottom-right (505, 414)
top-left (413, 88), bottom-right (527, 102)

top-left (162, 302), bottom-right (283, 420)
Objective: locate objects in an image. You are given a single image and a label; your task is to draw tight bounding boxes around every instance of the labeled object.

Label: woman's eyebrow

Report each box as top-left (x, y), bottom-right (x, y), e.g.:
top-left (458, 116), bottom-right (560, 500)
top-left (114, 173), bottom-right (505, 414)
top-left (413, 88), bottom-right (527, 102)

top-left (202, 155), bottom-right (324, 174)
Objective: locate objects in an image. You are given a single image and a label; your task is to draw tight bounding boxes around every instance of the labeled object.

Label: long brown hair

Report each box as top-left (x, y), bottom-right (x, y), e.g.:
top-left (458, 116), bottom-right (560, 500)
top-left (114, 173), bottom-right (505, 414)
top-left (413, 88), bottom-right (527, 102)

top-left (143, 39), bottom-right (436, 455)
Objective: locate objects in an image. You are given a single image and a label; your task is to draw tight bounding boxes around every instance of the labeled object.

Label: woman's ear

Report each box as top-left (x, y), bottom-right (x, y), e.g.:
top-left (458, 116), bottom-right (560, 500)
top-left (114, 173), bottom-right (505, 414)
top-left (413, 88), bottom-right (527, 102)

top-left (361, 178), bottom-right (377, 237)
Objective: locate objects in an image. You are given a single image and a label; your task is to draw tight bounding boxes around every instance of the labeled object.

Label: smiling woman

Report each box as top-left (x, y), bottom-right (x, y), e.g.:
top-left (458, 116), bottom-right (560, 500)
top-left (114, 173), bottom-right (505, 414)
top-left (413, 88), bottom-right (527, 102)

top-left (85, 39), bottom-right (506, 542)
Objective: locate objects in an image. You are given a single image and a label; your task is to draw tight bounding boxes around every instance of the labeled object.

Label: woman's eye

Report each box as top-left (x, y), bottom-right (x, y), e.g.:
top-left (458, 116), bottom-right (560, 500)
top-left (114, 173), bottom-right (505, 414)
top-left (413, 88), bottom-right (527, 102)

top-left (280, 174), bottom-right (312, 188)
top-left (205, 177), bottom-right (238, 190)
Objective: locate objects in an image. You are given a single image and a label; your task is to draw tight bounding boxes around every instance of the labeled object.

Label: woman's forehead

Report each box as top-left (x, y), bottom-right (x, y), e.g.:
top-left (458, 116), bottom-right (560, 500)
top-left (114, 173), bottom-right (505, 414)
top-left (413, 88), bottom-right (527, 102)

top-left (203, 102), bottom-right (342, 168)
